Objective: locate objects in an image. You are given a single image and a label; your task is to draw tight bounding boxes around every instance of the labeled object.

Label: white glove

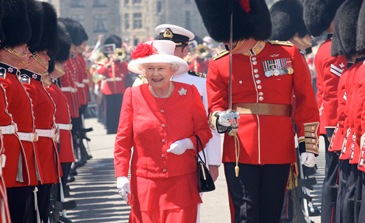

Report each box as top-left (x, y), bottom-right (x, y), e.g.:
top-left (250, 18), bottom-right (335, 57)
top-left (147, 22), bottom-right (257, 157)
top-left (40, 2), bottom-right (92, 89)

top-left (167, 138), bottom-right (194, 155)
top-left (217, 110), bottom-right (240, 127)
top-left (300, 152), bottom-right (315, 167)
top-left (117, 176), bottom-right (130, 202)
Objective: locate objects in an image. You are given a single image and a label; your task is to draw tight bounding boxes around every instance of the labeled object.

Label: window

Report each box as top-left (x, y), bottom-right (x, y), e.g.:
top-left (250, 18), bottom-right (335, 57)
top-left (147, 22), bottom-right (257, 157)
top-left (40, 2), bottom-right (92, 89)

top-left (185, 11), bottom-right (191, 30)
top-left (125, 0), bottom-right (129, 6)
top-left (71, 15), bottom-right (85, 27)
top-left (133, 13), bottom-right (142, 29)
top-left (157, 1), bottom-right (162, 13)
top-left (125, 14), bottom-right (130, 30)
top-left (93, 0), bottom-right (106, 7)
top-left (185, 0), bottom-right (190, 3)
top-left (94, 15), bottom-right (108, 32)
top-left (133, 0), bottom-right (142, 4)
top-left (71, 0), bottom-right (84, 7)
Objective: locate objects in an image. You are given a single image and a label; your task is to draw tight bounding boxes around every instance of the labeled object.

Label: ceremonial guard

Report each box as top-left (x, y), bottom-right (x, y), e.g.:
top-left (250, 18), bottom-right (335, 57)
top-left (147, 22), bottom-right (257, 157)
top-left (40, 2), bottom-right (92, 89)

top-left (194, 0), bottom-right (319, 222)
top-left (154, 24), bottom-right (222, 223)
top-left (303, 0), bottom-right (347, 221)
top-left (269, 0), bottom-right (319, 221)
top-left (97, 35), bottom-right (129, 134)
top-left (20, 2), bottom-right (61, 221)
top-left (44, 21), bottom-right (75, 198)
top-left (0, 0), bottom-right (43, 222)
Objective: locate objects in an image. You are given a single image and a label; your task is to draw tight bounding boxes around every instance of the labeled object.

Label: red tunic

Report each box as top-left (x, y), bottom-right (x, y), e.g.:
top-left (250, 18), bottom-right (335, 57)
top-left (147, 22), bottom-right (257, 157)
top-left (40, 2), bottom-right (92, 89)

top-left (340, 61), bottom-right (363, 160)
top-left (61, 60), bottom-right (79, 118)
top-left (207, 41), bottom-right (319, 165)
top-left (0, 63), bottom-right (40, 187)
top-left (97, 61), bottom-right (128, 95)
top-left (77, 54), bottom-right (90, 104)
top-left (315, 39), bottom-right (347, 135)
top-left (329, 67), bottom-right (350, 152)
top-left (114, 82), bottom-right (211, 213)
top-left (71, 55), bottom-right (87, 106)
top-left (188, 58), bottom-right (209, 74)
top-left (21, 69), bottom-right (61, 184)
top-left (46, 80), bottom-right (75, 163)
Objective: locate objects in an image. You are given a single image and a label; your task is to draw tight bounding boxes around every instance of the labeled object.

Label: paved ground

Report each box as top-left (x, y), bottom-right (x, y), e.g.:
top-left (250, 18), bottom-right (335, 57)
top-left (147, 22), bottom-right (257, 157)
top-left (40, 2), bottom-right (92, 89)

top-left (66, 118), bottom-right (324, 223)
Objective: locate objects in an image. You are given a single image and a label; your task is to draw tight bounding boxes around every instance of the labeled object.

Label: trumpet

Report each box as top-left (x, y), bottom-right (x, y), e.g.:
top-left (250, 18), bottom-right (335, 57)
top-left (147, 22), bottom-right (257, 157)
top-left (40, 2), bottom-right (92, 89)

top-left (115, 48), bottom-right (126, 61)
top-left (196, 44), bottom-right (209, 59)
top-left (93, 72), bottom-right (105, 84)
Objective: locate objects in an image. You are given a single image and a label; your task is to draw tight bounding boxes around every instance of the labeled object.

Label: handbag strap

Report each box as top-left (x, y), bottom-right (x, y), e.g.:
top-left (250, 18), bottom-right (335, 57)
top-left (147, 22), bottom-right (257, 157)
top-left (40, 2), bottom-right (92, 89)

top-left (195, 135), bottom-right (207, 163)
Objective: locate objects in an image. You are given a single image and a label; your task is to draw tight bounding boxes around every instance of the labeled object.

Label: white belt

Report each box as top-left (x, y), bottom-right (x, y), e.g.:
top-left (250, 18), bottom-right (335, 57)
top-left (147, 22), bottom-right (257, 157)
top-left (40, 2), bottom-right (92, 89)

top-left (77, 83), bottom-right (85, 88)
top-left (18, 132), bottom-right (38, 142)
top-left (105, 77), bottom-right (122, 82)
top-left (83, 79), bottom-right (89, 83)
top-left (35, 129), bottom-right (55, 139)
top-left (56, 123), bottom-right (72, 131)
top-left (0, 124), bottom-right (17, 134)
top-left (61, 87), bottom-right (77, 93)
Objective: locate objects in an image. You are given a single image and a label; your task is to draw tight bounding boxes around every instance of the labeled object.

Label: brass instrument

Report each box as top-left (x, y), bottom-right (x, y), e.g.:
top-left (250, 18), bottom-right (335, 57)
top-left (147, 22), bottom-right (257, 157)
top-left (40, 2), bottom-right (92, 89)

top-left (93, 72), bottom-right (105, 84)
top-left (196, 44), bottom-right (209, 59)
top-left (115, 48), bottom-right (126, 61)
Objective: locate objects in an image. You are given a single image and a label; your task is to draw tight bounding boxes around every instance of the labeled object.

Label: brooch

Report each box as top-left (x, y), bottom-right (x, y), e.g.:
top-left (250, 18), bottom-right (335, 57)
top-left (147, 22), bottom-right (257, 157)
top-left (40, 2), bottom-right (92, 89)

top-left (178, 87), bottom-right (187, 95)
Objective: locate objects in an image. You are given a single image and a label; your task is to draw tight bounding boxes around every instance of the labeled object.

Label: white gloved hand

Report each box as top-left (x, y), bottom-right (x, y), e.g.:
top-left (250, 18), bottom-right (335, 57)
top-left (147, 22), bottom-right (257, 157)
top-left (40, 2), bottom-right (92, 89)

top-left (167, 138), bottom-right (194, 155)
top-left (300, 152), bottom-right (316, 167)
top-left (117, 176), bottom-right (130, 203)
top-left (217, 110), bottom-right (240, 127)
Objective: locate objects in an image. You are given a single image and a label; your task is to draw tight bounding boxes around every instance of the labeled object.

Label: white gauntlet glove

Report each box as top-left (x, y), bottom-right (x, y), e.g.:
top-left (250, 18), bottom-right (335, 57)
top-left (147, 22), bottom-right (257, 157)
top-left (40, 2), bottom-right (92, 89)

top-left (117, 176), bottom-right (130, 202)
top-left (167, 138), bottom-right (194, 155)
top-left (300, 152), bottom-right (316, 167)
top-left (215, 110), bottom-right (240, 134)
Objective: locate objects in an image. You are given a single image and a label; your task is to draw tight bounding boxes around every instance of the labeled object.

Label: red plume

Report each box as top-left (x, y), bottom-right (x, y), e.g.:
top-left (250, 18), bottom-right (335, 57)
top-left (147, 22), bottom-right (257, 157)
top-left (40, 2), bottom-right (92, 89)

top-left (239, 0), bottom-right (251, 13)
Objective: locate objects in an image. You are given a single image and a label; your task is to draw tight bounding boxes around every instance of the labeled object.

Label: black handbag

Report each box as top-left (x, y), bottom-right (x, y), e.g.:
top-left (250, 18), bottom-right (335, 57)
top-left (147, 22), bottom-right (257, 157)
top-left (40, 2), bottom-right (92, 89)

top-left (195, 135), bottom-right (215, 192)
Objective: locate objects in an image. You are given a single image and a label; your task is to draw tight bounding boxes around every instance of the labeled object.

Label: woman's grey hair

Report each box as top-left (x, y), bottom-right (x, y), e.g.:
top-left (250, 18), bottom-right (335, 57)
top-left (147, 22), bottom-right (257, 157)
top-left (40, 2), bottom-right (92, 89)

top-left (138, 63), bottom-right (179, 73)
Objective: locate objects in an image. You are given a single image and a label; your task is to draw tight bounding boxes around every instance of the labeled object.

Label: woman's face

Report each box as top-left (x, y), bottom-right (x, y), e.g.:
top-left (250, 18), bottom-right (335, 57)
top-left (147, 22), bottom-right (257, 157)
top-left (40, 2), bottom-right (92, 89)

top-left (144, 63), bottom-right (174, 89)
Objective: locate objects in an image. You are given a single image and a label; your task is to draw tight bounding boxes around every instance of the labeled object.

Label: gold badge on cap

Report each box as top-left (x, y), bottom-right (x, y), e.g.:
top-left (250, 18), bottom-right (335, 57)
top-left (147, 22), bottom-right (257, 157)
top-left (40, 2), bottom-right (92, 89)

top-left (163, 28), bottom-right (174, 39)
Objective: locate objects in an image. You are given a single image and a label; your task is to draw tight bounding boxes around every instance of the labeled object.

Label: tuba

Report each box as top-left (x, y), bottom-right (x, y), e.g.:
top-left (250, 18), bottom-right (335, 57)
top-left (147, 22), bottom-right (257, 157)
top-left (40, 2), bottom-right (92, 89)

top-left (115, 48), bottom-right (126, 61)
top-left (196, 44), bottom-right (209, 59)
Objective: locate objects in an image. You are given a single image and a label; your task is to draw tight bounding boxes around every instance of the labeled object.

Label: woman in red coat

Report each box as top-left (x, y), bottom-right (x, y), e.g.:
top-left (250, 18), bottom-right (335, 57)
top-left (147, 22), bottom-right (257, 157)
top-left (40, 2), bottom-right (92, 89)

top-left (114, 40), bottom-right (212, 223)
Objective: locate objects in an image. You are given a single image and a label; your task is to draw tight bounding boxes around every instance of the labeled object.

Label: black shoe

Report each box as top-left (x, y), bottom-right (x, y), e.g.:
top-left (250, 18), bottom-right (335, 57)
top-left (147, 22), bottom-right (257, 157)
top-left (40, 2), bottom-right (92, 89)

top-left (67, 176), bottom-right (75, 183)
top-left (70, 169), bottom-right (78, 176)
top-left (309, 206), bottom-right (321, 216)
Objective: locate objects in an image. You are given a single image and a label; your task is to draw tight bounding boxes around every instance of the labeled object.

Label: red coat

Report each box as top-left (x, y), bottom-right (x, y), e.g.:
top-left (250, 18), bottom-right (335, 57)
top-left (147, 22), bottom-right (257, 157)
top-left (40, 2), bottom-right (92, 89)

top-left (21, 70), bottom-right (61, 184)
top-left (340, 61), bottom-right (363, 160)
top-left (0, 83), bottom-right (30, 187)
top-left (114, 82), bottom-right (212, 178)
top-left (61, 60), bottom-right (79, 118)
top-left (77, 54), bottom-right (90, 104)
top-left (0, 63), bottom-right (40, 187)
top-left (207, 41), bottom-right (319, 165)
top-left (71, 55), bottom-right (87, 105)
top-left (314, 38), bottom-right (347, 135)
top-left (329, 66), bottom-right (350, 152)
top-left (97, 61), bottom-right (128, 95)
top-left (46, 81), bottom-right (75, 163)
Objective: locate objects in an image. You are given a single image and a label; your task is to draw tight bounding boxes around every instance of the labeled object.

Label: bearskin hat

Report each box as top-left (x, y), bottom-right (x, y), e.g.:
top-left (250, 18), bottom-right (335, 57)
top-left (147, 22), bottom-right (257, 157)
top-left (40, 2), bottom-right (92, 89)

top-left (0, 0), bottom-right (5, 42)
top-left (103, 35), bottom-right (122, 54)
top-left (194, 0), bottom-right (271, 42)
top-left (303, 0), bottom-right (345, 37)
top-left (58, 18), bottom-right (82, 46)
top-left (55, 21), bottom-right (71, 63)
top-left (30, 2), bottom-right (58, 56)
top-left (331, 0), bottom-right (362, 59)
top-left (26, 0), bottom-right (43, 49)
top-left (1, 0), bottom-right (31, 48)
top-left (270, 0), bottom-right (309, 41)
top-left (356, 1), bottom-right (365, 53)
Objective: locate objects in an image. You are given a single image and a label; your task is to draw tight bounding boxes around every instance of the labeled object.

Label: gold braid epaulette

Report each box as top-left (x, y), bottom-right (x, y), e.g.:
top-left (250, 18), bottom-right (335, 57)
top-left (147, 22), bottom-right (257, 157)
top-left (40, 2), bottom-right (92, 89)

top-left (268, 40), bottom-right (293, 47)
top-left (212, 50), bottom-right (229, 60)
top-left (304, 122), bottom-right (319, 155)
top-left (188, 70), bottom-right (206, 78)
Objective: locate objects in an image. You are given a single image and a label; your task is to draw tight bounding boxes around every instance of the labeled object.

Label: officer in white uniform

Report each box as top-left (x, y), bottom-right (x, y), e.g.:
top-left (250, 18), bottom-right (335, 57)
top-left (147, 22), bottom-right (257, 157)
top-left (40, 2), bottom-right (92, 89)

top-left (133, 24), bottom-right (222, 223)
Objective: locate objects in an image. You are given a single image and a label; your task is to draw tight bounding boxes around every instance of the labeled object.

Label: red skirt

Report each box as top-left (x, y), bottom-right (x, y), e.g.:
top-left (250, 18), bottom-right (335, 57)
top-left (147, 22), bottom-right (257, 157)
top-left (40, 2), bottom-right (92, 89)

top-left (128, 171), bottom-right (201, 222)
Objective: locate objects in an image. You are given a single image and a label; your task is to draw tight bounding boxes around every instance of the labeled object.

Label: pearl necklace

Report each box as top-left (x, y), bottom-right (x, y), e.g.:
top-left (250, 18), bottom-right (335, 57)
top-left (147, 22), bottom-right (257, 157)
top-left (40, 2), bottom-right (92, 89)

top-left (149, 82), bottom-right (174, 98)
